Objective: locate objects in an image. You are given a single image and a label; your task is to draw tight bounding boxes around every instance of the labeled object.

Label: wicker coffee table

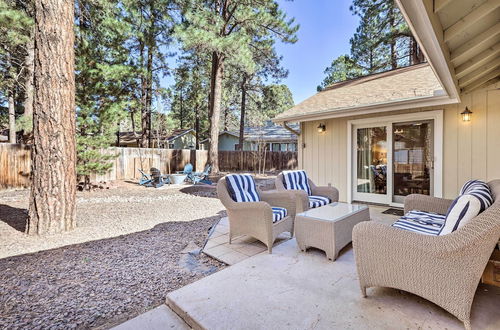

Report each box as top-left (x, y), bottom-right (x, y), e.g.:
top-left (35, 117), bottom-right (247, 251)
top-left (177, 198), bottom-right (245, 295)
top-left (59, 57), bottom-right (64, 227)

top-left (295, 202), bottom-right (370, 261)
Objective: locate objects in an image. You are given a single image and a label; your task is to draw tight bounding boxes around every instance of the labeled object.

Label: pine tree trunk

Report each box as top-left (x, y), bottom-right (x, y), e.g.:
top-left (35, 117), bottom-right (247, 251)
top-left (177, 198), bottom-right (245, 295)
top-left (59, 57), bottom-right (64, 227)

top-left (139, 40), bottom-right (148, 148)
top-left (8, 89), bottom-right (16, 143)
top-left (208, 52), bottom-right (223, 172)
top-left (146, 47), bottom-right (153, 148)
top-left (238, 76), bottom-right (247, 151)
top-left (28, 0), bottom-right (76, 235)
top-left (24, 30), bottom-right (35, 119)
top-left (195, 105), bottom-right (200, 149)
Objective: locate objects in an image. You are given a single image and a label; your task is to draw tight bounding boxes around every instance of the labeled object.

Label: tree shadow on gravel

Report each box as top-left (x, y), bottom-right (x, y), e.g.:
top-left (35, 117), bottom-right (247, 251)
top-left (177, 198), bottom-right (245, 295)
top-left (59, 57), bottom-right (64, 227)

top-left (0, 204), bottom-right (28, 233)
top-left (180, 185), bottom-right (218, 198)
top-left (0, 214), bottom-right (226, 330)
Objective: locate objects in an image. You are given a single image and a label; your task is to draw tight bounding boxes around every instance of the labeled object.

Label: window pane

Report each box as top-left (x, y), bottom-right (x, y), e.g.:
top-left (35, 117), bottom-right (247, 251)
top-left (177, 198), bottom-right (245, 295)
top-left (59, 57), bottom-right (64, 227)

top-left (393, 122), bottom-right (432, 197)
top-left (356, 127), bottom-right (387, 194)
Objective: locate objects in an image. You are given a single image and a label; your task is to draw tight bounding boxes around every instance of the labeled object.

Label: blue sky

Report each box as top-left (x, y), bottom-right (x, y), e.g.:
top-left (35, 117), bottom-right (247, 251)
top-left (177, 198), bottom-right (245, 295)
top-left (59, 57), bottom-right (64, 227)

top-left (161, 0), bottom-right (360, 105)
top-left (275, 0), bottom-right (359, 103)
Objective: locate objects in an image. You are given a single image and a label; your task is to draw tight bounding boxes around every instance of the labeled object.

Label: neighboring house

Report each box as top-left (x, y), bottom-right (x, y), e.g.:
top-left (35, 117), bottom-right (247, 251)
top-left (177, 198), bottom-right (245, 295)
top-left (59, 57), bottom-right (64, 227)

top-left (274, 0), bottom-right (499, 206)
top-left (118, 128), bottom-right (197, 149)
top-left (200, 122), bottom-right (299, 151)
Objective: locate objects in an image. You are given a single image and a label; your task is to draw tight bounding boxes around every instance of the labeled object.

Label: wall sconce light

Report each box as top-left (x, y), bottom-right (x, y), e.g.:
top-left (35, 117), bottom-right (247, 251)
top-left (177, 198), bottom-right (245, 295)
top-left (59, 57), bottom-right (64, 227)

top-left (461, 107), bottom-right (472, 122)
top-left (317, 123), bottom-right (326, 133)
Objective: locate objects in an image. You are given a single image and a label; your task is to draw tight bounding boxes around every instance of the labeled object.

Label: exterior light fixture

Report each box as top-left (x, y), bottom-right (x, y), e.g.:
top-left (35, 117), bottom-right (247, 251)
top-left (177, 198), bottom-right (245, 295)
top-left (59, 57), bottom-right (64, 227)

top-left (461, 107), bottom-right (472, 122)
top-left (317, 123), bottom-right (326, 133)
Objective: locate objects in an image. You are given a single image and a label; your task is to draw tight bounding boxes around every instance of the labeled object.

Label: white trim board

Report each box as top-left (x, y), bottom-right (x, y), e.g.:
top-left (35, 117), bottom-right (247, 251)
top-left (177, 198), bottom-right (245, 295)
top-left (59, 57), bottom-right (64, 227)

top-left (346, 110), bottom-right (444, 205)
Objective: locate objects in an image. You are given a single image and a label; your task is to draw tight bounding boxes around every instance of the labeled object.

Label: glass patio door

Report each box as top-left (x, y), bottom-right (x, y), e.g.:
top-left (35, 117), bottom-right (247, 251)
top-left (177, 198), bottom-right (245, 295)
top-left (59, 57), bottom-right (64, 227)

top-left (352, 125), bottom-right (390, 204)
top-left (352, 120), bottom-right (435, 205)
top-left (392, 121), bottom-right (433, 204)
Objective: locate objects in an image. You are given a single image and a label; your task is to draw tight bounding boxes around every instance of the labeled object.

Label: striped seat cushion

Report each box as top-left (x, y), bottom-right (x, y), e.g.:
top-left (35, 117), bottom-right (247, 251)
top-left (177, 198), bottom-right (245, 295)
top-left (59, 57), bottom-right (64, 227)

top-left (308, 195), bottom-right (330, 208)
top-left (225, 174), bottom-right (260, 202)
top-left (272, 207), bottom-right (287, 223)
top-left (459, 180), bottom-right (493, 212)
top-left (282, 170), bottom-right (312, 195)
top-left (392, 210), bottom-right (446, 236)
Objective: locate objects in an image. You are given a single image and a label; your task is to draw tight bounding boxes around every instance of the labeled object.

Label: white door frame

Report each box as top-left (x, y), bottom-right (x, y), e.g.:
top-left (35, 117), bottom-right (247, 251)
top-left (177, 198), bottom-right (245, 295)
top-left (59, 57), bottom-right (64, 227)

top-left (346, 110), bottom-right (443, 206)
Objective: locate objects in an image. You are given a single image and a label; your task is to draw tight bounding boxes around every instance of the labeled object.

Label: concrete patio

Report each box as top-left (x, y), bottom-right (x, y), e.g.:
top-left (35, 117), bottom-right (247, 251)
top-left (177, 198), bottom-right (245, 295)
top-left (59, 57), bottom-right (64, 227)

top-left (167, 237), bottom-right (500, 330)
top-left (203, 205), bottom-right (399, 264)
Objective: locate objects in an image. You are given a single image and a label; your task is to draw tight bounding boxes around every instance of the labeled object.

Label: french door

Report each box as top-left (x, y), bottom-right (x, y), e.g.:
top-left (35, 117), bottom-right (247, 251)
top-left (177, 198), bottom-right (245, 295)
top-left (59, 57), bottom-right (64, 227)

top-left (351, 113), bottom-right (441, 206)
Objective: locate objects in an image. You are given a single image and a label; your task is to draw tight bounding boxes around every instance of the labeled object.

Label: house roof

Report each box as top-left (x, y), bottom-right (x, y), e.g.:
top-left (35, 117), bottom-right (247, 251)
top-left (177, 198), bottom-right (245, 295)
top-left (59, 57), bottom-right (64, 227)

top-left (201, 123), bottom-right (300, 143)
top-left (274, 63), bottom-right (446, 122)
top-left (119, 129), bottom-right (194, 144)
top-left (396, 0), bottom-right (499, 97)
top-left (243, 123), bottom-right (299, 142)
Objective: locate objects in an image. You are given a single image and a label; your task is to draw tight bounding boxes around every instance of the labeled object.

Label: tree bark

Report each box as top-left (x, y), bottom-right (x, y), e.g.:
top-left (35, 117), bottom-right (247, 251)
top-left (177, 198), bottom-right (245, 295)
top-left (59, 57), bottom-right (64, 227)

top-left (8, 89), bottom-right (16, 143)
top-left (24, 28), bottom-right (35, 119)
top-left (195, 105), bottom-right (200, 149)
top-left (139, 40), bottom-right (148, 148)
top-left (208, 51), bottom-right (223, 172)
top-left (28, 0), bottom-right (77, 235)
top-left (238, 76), bottom-right (247, 151)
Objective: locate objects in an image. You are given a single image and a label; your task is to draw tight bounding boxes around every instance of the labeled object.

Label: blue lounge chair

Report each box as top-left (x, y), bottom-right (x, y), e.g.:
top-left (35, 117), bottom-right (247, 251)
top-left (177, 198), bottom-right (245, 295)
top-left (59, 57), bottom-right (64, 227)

top-left (177, 163), bottom-right (193, 176)
top-left (138, 169), bottom-right (152, 186)
top-left (138, 168), bottom-right (169, 187)
top-left (190, 164), bottom-right (212, 185)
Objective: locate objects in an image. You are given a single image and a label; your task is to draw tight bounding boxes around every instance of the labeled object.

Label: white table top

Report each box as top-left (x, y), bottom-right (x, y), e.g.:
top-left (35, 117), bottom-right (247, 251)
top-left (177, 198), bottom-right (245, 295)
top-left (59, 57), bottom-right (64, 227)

top-left (297, 202), bottom-right (368, 222)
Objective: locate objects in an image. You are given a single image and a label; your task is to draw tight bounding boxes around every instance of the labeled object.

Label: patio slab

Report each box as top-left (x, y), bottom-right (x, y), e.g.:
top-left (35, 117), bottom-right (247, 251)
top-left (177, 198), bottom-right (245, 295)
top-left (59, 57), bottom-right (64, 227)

top-left (202, 205), bottom-right (398, 265)
top-left (167, 238), bottom-right (500, 330)
top-left (203, 216), bottom-right (292, 265)
top-left (111, 305), bottom-right (189, 330)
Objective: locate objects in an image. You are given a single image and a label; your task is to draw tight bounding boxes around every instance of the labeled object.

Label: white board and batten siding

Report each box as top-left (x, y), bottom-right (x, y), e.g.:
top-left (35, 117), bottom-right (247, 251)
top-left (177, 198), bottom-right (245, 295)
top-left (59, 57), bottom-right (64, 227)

top-left (298, 82), bottom-right (500, 201)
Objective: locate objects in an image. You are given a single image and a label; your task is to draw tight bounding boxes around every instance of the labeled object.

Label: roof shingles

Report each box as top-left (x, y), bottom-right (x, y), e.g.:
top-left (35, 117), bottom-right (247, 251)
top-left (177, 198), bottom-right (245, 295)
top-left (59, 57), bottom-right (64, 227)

top-left (275, 64), bottom-right (444, 121)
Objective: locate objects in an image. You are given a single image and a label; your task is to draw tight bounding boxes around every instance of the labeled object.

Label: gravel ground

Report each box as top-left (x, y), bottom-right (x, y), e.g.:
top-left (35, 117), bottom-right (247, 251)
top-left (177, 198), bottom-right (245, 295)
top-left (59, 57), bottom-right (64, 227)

top-left (0, 216), bottom-right (224, 330)
top-left (0, 182), bottom-right (225, 259)
top-left (0, 177), bottom-right (276, 329)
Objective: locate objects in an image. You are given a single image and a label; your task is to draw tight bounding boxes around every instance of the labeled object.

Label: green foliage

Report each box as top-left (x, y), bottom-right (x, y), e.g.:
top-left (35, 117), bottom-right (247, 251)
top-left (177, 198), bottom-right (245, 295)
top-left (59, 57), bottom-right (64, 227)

top-left (317, 55), bottom-right (364, 91)
top-left (0, 0), bottom-right (33, 129)
top-left (175, 0), bottom-right (298, 159)
top-left (170, 52), bottom-right (210, 132)
top-left (319, 0), bottom-right (419, 89)
top-left (259, 84), bottom-right (294, 119)
top-left (175, 0), bottom-right (298, 75)
top-left (75, 0), bottom-right (136, 178)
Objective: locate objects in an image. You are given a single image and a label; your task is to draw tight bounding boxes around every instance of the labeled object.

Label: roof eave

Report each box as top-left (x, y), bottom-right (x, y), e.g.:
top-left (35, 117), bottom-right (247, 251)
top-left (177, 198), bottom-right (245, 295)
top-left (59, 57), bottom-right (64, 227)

top-left (273, 94), bottom-right (458, 123)
top-left (395, 0), bottom-right (461, 102)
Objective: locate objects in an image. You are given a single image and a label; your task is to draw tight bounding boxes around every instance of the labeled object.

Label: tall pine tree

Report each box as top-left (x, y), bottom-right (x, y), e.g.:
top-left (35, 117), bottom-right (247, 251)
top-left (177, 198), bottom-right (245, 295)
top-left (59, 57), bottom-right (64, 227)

top-left (175, 0), bottom-right (298, 172)
top-left (319, 0), bottom-right (424, 89)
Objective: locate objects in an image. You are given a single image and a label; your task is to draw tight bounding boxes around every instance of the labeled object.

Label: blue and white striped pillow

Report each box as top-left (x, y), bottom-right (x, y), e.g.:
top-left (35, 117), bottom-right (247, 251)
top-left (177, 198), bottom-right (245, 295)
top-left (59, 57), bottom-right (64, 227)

top-left (282, 170), bottom-right (312, 196)
top-left (459, 180), bottom-right (493, 211)
top-left (225, 174), bottom-right (260, 202)
top-left (439, 194), bottom-right (482, 235)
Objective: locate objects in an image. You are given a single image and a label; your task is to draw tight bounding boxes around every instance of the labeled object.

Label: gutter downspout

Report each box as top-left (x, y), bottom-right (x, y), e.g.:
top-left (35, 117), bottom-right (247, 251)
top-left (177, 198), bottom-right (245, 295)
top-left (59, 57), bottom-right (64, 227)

top-left (282, 121), bottom-right (300, 136)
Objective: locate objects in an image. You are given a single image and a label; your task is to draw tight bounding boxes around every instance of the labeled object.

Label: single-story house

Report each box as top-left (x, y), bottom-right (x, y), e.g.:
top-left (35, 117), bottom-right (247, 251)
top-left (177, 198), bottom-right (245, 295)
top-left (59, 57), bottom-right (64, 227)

top-left (201, 122), bottom-right (299, 152)
top-left (118, 128), bottom-right (197, 149)
top-left (274, 0), bottom-right (499, 206)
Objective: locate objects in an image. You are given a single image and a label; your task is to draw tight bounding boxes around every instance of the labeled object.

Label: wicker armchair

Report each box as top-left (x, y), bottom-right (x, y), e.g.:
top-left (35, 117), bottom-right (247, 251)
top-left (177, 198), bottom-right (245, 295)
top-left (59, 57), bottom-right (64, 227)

top-left (217, 177), bottom-right (295, 253)
top-left (352, 180), bottom-right (500, 330)
top-left (275, 172), bottom-right (339, 213)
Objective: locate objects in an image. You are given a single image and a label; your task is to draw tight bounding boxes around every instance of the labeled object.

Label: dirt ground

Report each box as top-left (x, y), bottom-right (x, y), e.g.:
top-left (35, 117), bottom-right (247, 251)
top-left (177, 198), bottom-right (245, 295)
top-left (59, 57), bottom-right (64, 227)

top-left (0, 177), bottom-right (276, 329)
top-left (0, 181), bottom-right (227, 259)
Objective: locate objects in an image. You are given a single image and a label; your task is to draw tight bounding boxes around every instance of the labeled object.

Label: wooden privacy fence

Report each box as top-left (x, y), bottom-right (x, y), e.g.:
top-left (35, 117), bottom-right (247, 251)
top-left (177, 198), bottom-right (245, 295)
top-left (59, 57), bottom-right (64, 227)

top-left (218, 150), bottom-right (297, 172)
top-left (0, 144), bottom-right (297, 188)
top-left (0, 144), bottom-right (31, 188)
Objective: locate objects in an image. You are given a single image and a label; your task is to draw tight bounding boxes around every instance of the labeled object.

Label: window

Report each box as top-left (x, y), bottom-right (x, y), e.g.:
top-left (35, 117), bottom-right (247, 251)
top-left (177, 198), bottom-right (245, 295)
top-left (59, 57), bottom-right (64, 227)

top-left (271, 143), bottom-right (280, 151)
top-left (288, 143), bottom-right (296, 151)
top-left (168, 143), bottom-right (175, 149)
